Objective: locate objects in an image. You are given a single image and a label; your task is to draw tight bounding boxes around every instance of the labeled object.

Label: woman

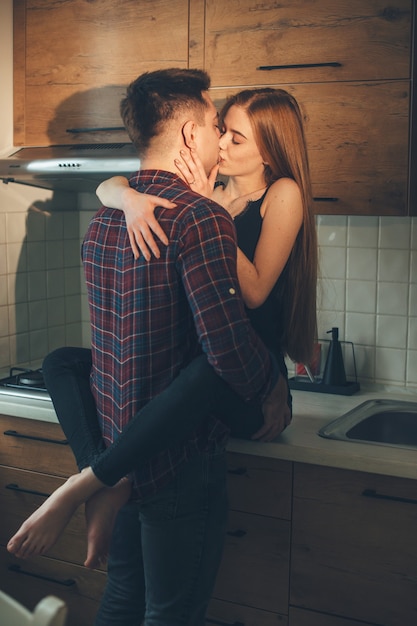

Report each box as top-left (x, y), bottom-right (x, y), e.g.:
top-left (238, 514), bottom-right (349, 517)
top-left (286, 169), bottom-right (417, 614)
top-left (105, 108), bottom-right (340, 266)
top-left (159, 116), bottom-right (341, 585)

top-left (8, 88), bottom-right (317, 567)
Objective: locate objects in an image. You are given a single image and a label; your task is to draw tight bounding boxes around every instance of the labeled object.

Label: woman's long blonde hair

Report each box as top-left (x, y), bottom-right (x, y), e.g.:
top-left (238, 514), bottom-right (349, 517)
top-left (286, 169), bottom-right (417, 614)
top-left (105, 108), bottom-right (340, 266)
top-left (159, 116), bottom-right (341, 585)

top-left (220, 88), bottom-right (318, 364)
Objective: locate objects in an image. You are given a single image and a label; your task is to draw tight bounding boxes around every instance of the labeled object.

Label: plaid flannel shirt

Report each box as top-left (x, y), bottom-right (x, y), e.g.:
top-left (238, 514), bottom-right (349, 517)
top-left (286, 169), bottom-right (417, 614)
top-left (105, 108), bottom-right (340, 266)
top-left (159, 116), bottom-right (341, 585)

top-left (82, 170), bottom-right (275, 498)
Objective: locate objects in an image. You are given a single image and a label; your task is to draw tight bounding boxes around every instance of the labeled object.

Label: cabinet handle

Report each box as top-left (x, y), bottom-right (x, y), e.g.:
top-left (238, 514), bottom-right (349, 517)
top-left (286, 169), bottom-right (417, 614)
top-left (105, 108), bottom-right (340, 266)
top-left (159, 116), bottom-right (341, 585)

top-left (6, 483), bottom-right (50, 498)
top-left (258, 62), bottom-right (342, 71)
top-left (362, 488), bottom-right (417, 506)
top-left (8, 564), bottom-right (76, 587)
top-left (205, 617), bottom-right (245, 626)
top-left (66, 126), bottom-right (125, 133)
top-left (313, 197), bottom-right (339, 203)
top-left (4, 429), bottom-right (68, 446)
top-left (227, 529), bottom-right (247, 538)
top-left (227, 466), bottom-right (247, 476)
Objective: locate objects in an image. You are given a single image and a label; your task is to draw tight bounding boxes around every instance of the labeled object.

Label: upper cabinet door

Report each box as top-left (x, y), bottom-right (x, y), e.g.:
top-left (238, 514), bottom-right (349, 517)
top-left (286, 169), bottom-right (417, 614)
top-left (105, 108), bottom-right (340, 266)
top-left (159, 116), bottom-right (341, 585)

top-left (205, 0), bottom-right (412, 87)
top-left (14, 0), bottom-right (189, 146)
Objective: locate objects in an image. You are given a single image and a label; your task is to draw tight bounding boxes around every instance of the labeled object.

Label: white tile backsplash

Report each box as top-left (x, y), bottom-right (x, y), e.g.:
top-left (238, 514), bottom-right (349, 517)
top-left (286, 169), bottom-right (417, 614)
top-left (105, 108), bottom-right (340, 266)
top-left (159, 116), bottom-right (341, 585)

top-left (0, 173), bottom-right (83, 367)
top-left (376, 314), bottom-right (408, 349)
top-left (315, 215), bottom-right (417, 391)
top-left (346, 280), bottom-right (376, 314)
top-left (409, 317), bottom-right (417, 350)
top-left (378, 248), bottom-right (410, 283)
top-left (374, 347), bottom-right (406, 383)
top-left (379, 217), bottom-right (412, 249)
top-left (377, 281), bottom-right (408, 316)
top-left (411, 250), bottom-right (417, 283)
top-left (347, 216), bottom-right (379, 247)
top-left (347, 247), bottom-right (377, 281)
top-left (407, 350), bottom-right (417, 384)
top-left (318, 246), bottom-right (347, 280)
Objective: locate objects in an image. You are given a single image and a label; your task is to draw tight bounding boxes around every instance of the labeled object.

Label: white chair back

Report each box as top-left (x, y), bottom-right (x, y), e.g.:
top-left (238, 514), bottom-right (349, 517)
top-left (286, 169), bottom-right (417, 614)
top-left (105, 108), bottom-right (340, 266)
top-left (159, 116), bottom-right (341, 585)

top-left (0, 590), bottom-right (67, 626)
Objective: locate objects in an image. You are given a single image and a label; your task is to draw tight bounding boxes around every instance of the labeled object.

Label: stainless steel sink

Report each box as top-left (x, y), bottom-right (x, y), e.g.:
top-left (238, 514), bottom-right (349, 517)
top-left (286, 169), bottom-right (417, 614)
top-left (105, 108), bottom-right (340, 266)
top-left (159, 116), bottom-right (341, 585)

top-left (318, 399), bottom-right (417, 449)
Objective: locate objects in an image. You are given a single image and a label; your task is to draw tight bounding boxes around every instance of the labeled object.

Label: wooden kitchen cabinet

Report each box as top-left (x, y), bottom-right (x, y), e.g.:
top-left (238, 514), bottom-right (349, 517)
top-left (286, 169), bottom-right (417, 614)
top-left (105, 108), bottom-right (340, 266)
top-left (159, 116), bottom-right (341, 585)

top-left (203, 0), bottom-right (416, 216)
top-left (0, 414), bottom-right (106, 626)
top-left (204, 0), bottom-right (411, 87)
top-left (206, 453), bottom-right (292, 625)
top-left (13, 0), bottom-right (190, 146)
top-left (291, 463), bottom-right (417, 626)
top-left (13, 0), bottom-right (416, 215)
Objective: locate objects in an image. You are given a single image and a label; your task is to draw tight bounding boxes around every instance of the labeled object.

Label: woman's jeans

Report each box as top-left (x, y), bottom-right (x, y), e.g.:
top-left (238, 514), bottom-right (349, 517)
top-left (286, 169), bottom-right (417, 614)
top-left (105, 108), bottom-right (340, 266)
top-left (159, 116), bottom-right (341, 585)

top-left (42, 347), bottom-right (282, 486)
top-left (94, 449), bottom-right (228, 626)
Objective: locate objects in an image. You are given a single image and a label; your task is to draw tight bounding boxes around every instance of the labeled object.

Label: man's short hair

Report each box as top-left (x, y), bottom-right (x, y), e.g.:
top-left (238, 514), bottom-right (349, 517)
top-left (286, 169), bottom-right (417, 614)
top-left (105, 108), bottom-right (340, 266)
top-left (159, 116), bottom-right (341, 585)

top-left (120, 68), bottom-right (211, 157)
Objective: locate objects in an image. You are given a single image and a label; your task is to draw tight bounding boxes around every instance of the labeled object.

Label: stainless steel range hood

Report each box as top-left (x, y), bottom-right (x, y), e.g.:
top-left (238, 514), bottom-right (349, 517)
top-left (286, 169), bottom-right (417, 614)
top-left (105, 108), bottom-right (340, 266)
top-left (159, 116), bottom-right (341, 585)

top-left (0, 143), bottom-right (140, 193)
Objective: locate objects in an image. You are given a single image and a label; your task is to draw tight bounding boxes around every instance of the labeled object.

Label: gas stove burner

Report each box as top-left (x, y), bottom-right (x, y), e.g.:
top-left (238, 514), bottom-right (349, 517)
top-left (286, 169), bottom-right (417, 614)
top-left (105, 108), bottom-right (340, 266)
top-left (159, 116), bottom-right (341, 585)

top-left (18, 370), bottom-right (45, 387)
top-left (0, 367), bottom-right (50, 400)
top-left (0, 367), bottom-right (48, 393)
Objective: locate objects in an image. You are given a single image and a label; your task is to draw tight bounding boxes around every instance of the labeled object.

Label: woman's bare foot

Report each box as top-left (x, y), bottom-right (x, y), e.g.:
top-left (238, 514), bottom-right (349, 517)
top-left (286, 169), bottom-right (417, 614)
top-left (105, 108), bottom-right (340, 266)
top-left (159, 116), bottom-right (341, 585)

top-left (7, 469), bottom-right (104, 560)
top-left (84, 477), bottom-right (131, 569)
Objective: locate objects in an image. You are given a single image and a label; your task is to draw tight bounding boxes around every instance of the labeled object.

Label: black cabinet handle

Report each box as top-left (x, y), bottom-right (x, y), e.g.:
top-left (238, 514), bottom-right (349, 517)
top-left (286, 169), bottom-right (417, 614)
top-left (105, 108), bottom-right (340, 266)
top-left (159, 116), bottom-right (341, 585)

top-left (227, 467), bottom-right (247, 476)
top-left (227, 529), bottom-right (247, 538)
top-left (8, 564), bottom-right (76, 587)
top-left (313, 197), bottom-right (339, 203)
top-left (258, 62), bottom-right (342, 71)
top-left (362, 488), bottom-right (417, 506)
top-left (66, 126), bottom-right (125, 133)
top-left (6, 483), bottom-right (50, 498)
top-left (205, 617), bottom-right (245, 626)
top-left (4, 429), bottom-right (68, 446)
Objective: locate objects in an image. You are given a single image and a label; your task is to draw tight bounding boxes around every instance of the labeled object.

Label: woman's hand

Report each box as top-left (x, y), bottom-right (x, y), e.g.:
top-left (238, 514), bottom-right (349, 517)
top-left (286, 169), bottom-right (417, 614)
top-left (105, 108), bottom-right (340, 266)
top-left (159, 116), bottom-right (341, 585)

top-left (96, 176), bottom-right (176, 261)
top-left (122, 188), bottom-right (176, 261)
top-left (174, 148), bottom-right (218, 199)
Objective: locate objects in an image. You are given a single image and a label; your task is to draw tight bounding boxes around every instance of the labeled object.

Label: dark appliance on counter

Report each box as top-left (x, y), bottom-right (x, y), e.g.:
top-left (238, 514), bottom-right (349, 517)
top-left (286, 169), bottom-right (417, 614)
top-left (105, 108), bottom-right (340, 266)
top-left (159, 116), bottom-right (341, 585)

top-left (289, 327), bottom-right (360, 396)
top-left (0, 367), bottom-right (50, 400)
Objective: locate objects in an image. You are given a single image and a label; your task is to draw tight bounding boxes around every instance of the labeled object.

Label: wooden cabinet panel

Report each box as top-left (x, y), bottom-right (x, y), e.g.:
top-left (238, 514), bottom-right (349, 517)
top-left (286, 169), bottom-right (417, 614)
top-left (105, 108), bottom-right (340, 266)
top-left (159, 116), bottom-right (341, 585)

top-left (213, 509), bottom-right (290, 615)
top-left (211, 80), bottom-right (409, 215)
top-left (14, 0), bottom-right (190, 145)
top-left (296, 80), bottom-right (409, 216)
top-left (227, 453), bottom-right (292, 519)
top-left (0, 546), bottom-right (106, 626)
top-left (205, 0), bottom-right (411, 87)
top-left (0, 414), bottom-right (77, 477)
top-left (207, 597), bottom-right (287, 625)
top-left (291, 463), bottom-right (417, 626)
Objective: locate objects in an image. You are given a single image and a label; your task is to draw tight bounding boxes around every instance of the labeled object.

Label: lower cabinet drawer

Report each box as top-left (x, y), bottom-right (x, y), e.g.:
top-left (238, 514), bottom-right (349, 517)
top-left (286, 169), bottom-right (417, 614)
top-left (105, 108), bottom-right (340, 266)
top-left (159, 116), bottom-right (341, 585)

top-left (291, 463), bottom-right (417, 626)
top-left (0, 546), bottom-right (106, 626)
top-left (0, 465), bottom-right (90, 566)
top-left (213, 510), bottom-right (290, 615)
top-left (226, 453), bottom-right (292, 520)
top-left (0, 415), bottom-right (77, 476)
top-left (207, 598), bottom-right (287, 625)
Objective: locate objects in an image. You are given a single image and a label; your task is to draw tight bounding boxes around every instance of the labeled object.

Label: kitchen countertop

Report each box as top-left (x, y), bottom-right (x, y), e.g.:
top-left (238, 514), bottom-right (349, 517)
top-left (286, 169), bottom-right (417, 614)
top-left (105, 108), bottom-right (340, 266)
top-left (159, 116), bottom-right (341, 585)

top-left (1, 386), bottom-right (416, 481)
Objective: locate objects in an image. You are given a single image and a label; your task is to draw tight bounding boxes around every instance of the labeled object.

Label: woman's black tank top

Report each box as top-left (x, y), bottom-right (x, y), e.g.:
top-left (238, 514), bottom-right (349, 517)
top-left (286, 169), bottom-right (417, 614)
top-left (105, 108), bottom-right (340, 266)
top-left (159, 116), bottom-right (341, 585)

top-left (233, 190), bottom-right (284, 360)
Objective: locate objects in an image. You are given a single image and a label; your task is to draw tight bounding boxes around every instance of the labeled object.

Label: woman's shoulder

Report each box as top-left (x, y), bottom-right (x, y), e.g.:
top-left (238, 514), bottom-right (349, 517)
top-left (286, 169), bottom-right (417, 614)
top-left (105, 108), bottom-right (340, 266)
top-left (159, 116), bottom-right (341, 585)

top-left (261, 177), bottom-right (303, 219)
top-left (266, 177), bottom-right (300, 197)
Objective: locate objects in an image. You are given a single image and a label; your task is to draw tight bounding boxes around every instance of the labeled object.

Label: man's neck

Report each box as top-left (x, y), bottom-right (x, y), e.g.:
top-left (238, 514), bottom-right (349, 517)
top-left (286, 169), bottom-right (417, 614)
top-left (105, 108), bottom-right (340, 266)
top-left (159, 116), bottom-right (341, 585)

top-left (141, 157), bottom-right (188, 186)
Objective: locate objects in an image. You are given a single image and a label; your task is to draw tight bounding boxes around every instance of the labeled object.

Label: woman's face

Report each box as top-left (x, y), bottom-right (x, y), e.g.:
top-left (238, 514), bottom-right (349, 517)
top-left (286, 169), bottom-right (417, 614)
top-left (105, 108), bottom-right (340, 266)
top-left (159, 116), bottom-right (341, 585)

top-left (218, 105), bottom-right (265, 180)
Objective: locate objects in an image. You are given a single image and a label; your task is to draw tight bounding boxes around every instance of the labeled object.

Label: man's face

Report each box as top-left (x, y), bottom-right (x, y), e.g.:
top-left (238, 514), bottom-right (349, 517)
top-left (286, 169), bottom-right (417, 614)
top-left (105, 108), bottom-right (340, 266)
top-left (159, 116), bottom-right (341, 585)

top-left (194, 92), bottom-right (221, 174)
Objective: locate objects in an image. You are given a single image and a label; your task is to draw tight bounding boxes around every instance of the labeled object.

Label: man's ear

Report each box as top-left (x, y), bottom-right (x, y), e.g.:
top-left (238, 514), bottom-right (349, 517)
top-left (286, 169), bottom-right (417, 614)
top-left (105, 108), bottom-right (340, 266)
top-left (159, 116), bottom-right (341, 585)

top-left (182, 120), bottom-right (198, 149)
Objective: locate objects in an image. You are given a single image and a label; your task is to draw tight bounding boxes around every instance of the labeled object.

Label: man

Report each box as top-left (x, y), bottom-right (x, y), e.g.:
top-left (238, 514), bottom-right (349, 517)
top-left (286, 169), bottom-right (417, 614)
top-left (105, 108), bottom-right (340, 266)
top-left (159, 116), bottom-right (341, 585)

top-left (83, 68), bottom-right (281, 625)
